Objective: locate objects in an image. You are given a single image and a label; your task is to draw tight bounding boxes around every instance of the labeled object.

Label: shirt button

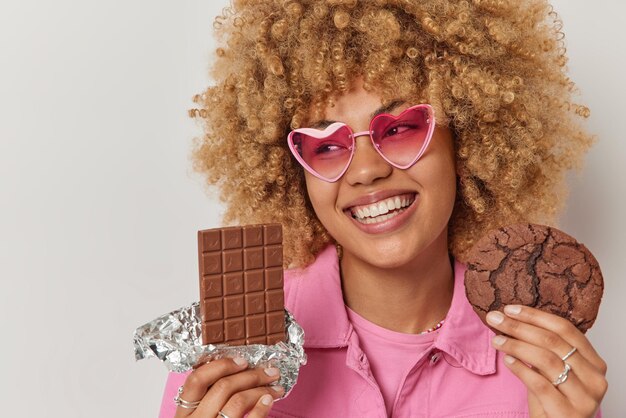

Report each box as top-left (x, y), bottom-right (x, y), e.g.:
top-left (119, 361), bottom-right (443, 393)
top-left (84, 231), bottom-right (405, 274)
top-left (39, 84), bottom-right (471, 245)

top-left (430, 351), bottom-right (441, 365)
top-left (358, 353), bottom-right (367, 369)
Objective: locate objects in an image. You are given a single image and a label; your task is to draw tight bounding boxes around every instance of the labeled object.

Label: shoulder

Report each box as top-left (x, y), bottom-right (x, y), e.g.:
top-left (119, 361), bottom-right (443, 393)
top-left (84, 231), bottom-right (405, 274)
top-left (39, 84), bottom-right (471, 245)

top-left (283, 244), bottom-right (338, 310)
top-left (284, 244), bottom-right (338, 281)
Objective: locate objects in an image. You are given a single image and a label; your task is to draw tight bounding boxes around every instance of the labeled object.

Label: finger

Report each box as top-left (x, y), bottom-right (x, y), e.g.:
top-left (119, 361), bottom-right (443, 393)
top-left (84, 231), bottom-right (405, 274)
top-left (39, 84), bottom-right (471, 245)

top-left (486, 309), bottom-right (607, 396)
top-left (526, 392), bottom-right (543, 417)
top-left (247, 393), bottom-right (277, 418)
top-left (492, 335), bottom-right (590, 402)
top-left (502, 355), bottom-right (573, 415)
top-left (174, 358), bottom-right (249, 417)
top-left (194, 366), bottom-right (281, 417)
top-left (502, 305), bottom-right (606, 374)
top-left (504, 355), bottom-right (600, 418)
top-left (487, 309), bottom-right (572, 356)
top-left (179, 358), bottom-right (249, 405)
top-left (220, 385), bottom-right (285, 418)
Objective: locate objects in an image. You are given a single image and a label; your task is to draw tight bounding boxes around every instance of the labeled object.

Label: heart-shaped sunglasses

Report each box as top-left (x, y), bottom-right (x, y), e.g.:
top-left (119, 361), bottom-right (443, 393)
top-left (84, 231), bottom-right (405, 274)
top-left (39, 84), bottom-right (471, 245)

top-left (287, 104), bottom-right (435, 182)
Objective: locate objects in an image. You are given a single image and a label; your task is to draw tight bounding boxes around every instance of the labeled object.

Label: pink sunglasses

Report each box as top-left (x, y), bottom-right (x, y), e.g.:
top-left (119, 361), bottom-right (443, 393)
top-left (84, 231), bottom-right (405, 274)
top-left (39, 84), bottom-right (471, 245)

top-left (287, 104), bottom-right (436, 182)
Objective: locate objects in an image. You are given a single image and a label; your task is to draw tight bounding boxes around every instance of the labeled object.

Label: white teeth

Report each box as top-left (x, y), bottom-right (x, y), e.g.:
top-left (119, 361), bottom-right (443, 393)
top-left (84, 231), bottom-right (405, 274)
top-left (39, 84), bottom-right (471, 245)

top-left (378, 201), bottom-right (389, 215)
top-left (357, 208), bottom-right (407, 224)
top-left (349, 194), bottom-right (416, 223)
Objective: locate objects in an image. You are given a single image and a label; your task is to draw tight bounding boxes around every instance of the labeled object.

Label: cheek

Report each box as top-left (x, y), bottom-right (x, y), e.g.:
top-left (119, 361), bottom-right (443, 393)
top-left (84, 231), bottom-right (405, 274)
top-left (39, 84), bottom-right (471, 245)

top-left (435, 157), bottom-right (457, 211)
top-left (410, 144), bottom-right (457, 212)
top-left (430, 131), bottom-right (457, 201)
top-left (441, 156), bottom-right (458, 198)
top-left (424, 168), bottom-right (456, 211)
top-left (304, 174), bottom-right (340, 221)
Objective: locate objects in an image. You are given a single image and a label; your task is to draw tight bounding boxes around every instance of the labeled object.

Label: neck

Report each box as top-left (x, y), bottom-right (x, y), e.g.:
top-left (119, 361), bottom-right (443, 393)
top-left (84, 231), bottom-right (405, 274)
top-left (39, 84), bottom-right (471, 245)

top-left (340, 229), bottom-right (454, 334)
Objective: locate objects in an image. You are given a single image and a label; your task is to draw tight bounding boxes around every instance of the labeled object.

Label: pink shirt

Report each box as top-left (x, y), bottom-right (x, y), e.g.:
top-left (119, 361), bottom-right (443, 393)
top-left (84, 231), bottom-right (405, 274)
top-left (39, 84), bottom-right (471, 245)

top-left (346, 306), bottom-right (438, 416)
top-left (159, 245), bottom-right (600, 417)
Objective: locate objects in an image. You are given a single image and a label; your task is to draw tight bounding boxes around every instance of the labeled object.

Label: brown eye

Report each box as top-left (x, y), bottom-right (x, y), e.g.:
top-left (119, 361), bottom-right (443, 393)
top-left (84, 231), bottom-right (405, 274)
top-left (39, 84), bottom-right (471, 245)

top-left (315, 143), bottom-right (348, 155)
top-left (383, 124), bottom-right (418, 139)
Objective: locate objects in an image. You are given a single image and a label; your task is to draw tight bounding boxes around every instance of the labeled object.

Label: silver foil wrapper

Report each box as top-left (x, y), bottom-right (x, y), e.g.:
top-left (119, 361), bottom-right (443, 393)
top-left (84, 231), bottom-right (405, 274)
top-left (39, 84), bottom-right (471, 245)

top-left (133, 302), bottom-right (306, 395)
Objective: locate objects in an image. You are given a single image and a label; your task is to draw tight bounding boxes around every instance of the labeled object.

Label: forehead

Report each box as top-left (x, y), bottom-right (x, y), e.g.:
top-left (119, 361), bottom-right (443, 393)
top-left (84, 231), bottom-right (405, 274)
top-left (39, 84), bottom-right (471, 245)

top-left (307, 81), bottom-right (410, 128)
top-left (325, 88), bottom-right (385, 120)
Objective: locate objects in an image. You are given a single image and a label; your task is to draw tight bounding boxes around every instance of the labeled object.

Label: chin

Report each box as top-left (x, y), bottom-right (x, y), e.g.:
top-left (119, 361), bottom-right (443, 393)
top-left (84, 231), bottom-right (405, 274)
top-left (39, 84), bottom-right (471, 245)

top-left (350, 240), bottom-right (421, 269)
top-left (342, 222), bottom-right (450, 269)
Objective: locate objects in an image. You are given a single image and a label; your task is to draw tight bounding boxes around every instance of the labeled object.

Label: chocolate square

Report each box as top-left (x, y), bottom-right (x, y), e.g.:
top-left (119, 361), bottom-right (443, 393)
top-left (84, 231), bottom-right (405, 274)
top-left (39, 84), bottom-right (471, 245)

top-left (245, 293), bottom-right (265, 315)
top-left (265, 267), bottom-right (283, 289)
top-left (244, 270), bottom-right (264, 292)
top-left (243, 225), bottom-right (263, 247)
top-left (222, 228), bottom-right (242, 249)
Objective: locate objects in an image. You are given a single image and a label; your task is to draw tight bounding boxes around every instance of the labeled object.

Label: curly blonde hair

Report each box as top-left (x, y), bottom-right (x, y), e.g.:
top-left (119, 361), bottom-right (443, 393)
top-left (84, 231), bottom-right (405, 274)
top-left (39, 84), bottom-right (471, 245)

top-left (189, 0), bottom-right (594, 268)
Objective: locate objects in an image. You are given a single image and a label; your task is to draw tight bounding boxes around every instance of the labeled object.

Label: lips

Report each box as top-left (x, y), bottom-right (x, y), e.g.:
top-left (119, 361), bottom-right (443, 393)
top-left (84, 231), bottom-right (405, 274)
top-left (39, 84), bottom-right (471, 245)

top-left (344, 192), bottom-right (419, 234)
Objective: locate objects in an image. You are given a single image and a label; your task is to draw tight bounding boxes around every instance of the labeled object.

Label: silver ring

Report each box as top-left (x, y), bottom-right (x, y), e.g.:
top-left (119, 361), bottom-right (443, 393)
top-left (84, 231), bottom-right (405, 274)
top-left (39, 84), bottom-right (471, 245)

top-left (174, 385), bottom-right (201, 409)
top-left (218, 412), bottom-right (231, 418)
top-left (561, 346), bottom-right (577, 362)
top-left (552, 362), bottom-right (572, 386)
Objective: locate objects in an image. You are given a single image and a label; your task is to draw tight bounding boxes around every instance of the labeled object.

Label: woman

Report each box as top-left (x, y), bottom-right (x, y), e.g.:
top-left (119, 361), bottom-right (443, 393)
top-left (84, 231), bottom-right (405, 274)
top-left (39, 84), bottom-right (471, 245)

top-left (160, 1), bottom-right (607, 417)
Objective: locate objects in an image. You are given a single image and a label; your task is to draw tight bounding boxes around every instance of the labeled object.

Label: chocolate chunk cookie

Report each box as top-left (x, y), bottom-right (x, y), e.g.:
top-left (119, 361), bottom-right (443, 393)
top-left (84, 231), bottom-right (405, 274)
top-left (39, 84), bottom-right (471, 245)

top-left (464, 223), bottom-right (603, 333)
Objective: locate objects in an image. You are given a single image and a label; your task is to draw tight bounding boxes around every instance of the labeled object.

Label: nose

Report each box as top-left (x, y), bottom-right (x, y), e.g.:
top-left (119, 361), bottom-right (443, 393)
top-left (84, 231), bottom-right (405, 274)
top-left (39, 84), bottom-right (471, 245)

top-left (343, 134), bottom-right (393, 186)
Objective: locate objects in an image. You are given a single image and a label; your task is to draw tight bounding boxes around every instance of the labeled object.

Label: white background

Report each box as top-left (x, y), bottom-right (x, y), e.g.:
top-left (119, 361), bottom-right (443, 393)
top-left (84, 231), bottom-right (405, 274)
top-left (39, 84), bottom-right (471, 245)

top-left (0, 1), bottom-right (624, 417)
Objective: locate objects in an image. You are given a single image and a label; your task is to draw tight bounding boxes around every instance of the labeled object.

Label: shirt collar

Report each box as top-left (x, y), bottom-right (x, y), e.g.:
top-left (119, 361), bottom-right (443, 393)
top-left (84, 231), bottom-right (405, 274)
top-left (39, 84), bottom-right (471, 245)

top-left (433, 258), bottom-right (497, 375)
top-left (288, 245), bottom-right (352, 348)
top-left (288, 244), bottom-right (496, 375)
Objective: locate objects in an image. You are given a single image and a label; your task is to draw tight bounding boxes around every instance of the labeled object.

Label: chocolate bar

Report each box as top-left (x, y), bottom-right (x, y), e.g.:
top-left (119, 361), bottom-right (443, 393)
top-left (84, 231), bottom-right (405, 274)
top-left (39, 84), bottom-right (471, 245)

top-left (198, 224), bottom-right (285, 346)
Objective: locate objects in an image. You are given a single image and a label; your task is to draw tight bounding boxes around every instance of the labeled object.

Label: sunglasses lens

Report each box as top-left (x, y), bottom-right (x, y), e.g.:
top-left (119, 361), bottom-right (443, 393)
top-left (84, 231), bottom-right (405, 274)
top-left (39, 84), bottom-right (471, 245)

top-left (290, 125), bottom-right (353, 181)
top-left (371, 107), bottom-right (432, 167)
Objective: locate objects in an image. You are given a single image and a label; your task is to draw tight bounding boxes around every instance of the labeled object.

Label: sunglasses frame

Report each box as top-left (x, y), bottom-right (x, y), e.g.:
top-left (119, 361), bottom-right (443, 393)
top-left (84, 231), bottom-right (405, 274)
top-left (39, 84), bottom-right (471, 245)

top-left (287, 103), bottom-right (436, 182)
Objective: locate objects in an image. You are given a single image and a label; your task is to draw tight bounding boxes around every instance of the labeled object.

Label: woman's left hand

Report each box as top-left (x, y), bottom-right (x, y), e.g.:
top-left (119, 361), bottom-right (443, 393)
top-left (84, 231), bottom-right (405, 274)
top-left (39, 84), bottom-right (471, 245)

top-left (486, 305), bottom-right (608, 418)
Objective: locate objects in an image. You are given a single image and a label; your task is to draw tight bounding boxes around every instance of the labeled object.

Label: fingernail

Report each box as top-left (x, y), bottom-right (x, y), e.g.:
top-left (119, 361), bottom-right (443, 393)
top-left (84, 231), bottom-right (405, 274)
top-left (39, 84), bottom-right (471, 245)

top-left (260, 394), bottom-right (273, 406)
top-left (504, 305), bottom-right (522, 315)
top-left (492, 335), bottom-right (507, 346)
top-left (504, 355), bottom-right (516, 365)
top-left (264, 367), bottom-right (280, 377)
top-left (270, 384), bottom-right (284, 393)
top-left (486, 311), bottom-right (504, 325)
top-left (233, 357), bottom-right (247, 366)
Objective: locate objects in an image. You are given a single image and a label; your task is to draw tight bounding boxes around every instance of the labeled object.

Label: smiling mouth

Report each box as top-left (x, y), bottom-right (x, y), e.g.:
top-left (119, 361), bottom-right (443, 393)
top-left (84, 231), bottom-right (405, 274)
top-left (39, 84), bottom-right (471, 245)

top-left (346, 193), bottom-right (416, 225)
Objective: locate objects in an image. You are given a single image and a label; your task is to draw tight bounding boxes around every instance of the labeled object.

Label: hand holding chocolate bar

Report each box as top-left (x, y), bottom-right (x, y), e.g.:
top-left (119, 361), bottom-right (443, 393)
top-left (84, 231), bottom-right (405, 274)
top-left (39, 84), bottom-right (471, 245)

top-left (172, 357), bottom-right (285, 418)
top-left (133, 223), bottom-right (307, 414)
top-left (171, 224), bottom-right (289, 417)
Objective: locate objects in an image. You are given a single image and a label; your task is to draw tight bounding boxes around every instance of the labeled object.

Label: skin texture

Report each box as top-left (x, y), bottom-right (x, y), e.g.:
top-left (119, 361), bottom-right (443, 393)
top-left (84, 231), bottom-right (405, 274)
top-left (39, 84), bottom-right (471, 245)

top-left (487, 306), bottom-right (607, 418)
top-left (173, 358), bottom-right (284, 418)
top-left (304, 78), bottom-right (456, 333)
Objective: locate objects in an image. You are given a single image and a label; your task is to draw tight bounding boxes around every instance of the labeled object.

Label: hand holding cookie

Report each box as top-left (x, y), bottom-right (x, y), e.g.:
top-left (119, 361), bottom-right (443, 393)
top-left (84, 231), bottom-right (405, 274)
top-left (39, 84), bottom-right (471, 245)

top-left (486, 305), bottom-right (607, 417)
top-left (465, 224), bottom-right (607, 416)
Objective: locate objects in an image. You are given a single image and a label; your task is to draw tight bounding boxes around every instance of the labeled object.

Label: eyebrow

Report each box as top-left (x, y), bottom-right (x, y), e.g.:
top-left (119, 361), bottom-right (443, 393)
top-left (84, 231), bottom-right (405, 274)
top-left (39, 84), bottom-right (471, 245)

top-left (309, 99), bottom-right (406, 130)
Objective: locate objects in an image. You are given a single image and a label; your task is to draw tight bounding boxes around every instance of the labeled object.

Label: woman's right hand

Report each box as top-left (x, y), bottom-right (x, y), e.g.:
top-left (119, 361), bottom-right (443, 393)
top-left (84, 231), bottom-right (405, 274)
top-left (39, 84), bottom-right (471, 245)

top-left (173, 357), bottom-right (284, 418)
